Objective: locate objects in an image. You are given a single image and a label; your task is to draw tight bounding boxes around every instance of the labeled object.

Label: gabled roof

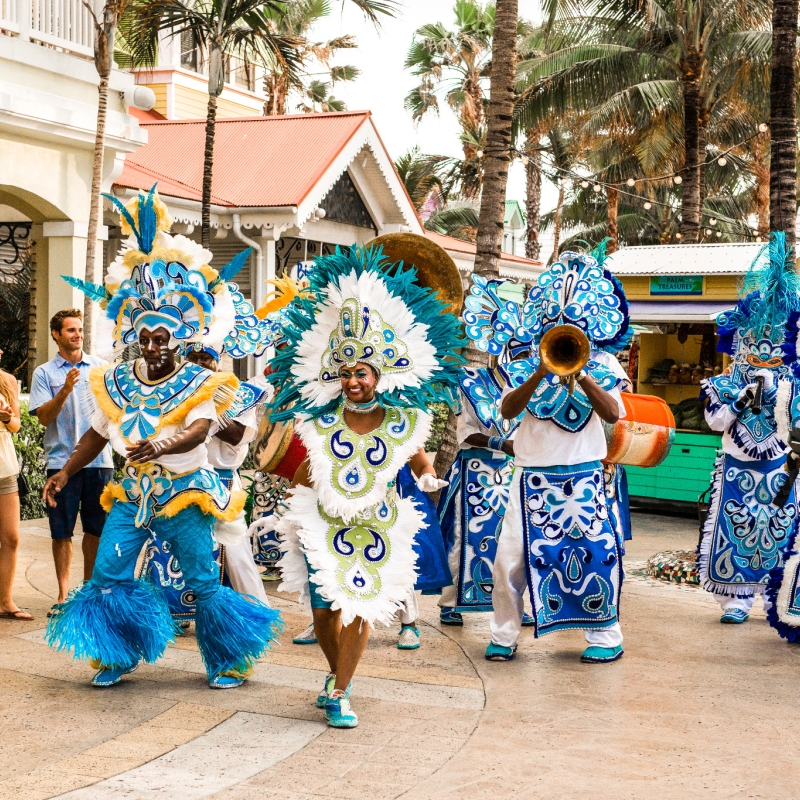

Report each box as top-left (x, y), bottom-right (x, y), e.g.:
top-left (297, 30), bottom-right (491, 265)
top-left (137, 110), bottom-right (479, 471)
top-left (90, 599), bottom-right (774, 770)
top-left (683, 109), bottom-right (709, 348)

top-left (609, 242), bottom-right (762, 275)
top-left (504, 199), bottom-right (525, 228)
top-left (116, 111), bottom-right (371, 209)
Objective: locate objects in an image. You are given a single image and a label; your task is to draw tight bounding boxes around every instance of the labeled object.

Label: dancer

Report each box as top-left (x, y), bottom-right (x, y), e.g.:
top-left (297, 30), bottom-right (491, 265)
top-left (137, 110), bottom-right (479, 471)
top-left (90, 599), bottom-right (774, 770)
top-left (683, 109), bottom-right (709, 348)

top-left (266, 244), bottom-right (461, 727)
top-left (486, 251), bottom-right (631, 664)
top-left (701, 233), bottom-right (800, 624)
top-left (437, 275), bottom-right (531, 625)
top-left (44, 186), bottom-right (281, 688)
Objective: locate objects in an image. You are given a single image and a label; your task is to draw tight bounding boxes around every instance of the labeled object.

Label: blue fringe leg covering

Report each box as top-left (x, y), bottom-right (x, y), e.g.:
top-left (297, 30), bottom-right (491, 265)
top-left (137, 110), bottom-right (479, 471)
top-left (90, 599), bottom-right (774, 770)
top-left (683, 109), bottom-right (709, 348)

top-left (45, 579), bottom-right (178, 669)
top-left (194, 586), bottom-right (284, 678)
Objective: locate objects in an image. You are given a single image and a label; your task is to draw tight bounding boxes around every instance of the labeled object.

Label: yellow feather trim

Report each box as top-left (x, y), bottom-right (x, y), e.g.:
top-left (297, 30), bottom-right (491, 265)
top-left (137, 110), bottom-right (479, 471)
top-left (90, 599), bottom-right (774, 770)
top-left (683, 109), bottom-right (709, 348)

top-left (89, 365), bottom-right (123, 424)
top-left (222, 663), bottom-right (255, 679)
top-left (159, 488), bottom-right (246, 521)
top-left (100, 482), bottom-right (126, 513)
top-left (159, 370), bottom-right (240, 429)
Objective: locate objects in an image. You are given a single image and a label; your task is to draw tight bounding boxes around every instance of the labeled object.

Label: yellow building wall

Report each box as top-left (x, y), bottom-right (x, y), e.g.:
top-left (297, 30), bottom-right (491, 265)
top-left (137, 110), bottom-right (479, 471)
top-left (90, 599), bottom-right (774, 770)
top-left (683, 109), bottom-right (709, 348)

top-left (173, 85), bottom-right (259, 119)
top-left (618, 274), bottom-right (739, 301)
top-left (149, 83), bottom-right (168, 118)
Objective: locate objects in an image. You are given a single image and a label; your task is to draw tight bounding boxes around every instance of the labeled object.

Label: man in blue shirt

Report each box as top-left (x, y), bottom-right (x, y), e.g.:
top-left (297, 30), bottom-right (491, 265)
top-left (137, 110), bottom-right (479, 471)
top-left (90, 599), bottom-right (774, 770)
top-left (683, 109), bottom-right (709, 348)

top-left (29, 309), bottom-right (113, 609)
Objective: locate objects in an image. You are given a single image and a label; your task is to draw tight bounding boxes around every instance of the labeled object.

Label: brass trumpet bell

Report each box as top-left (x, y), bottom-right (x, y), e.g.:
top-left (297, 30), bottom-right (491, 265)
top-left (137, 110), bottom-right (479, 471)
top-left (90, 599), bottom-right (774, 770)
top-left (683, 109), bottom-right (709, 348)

top-left (539, 324), bottom-right (591, 391)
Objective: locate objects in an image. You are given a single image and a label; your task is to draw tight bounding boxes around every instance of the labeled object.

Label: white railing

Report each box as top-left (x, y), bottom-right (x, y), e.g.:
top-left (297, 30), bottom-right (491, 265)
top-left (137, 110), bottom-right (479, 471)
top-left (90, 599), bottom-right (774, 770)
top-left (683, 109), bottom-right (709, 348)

top-left (1, 0), bottom-right (95, 59)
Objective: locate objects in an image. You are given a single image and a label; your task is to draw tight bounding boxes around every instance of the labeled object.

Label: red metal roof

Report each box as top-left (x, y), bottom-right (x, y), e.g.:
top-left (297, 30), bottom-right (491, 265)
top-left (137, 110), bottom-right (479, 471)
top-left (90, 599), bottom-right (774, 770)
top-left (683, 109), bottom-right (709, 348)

top-left (426, 231), bottom-right (542, 267)
top-left (115, 111), bottom-right (371, 208)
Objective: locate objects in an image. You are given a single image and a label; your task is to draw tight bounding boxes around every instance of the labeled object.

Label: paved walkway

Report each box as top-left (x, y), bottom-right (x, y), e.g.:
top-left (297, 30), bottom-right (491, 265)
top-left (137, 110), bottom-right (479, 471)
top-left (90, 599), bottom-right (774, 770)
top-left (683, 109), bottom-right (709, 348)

top-left (0, 513), bottom-right (796, 799)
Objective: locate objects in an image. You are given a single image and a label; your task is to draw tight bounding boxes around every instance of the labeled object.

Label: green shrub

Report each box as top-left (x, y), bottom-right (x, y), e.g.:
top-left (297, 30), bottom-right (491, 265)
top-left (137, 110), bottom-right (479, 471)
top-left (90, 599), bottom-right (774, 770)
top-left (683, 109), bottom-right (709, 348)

top-left (425, 402), bottom-right (450, 452)
top-left (12, 401), bottom-right (47, 520)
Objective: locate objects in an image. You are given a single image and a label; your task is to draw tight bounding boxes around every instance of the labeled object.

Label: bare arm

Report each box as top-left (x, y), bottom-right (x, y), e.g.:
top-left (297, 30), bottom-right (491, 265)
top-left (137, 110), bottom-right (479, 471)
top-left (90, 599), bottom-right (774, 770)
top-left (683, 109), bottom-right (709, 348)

top-left (409, 448), bottom-right (436, 479)
top-left (501, 364), bottom-right (549, 419)
top-left (214, 419), bottom-right (246, 446)
top-left (578, 375), bottom-right (620, 424)
top-left (126, 418), bottom-right (211, 463)
top-left (0, 375), bottom-right (20, 434)
top-left (33, 368), bottom-right (80, 427)
top-left (42, 428), bottom-right (109, 507)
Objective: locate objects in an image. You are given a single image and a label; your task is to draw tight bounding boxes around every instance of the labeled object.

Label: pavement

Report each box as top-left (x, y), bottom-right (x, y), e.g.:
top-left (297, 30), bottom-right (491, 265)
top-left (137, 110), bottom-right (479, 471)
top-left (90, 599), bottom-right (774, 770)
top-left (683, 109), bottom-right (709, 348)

top-left (0, 512), bottom-right (797, 800)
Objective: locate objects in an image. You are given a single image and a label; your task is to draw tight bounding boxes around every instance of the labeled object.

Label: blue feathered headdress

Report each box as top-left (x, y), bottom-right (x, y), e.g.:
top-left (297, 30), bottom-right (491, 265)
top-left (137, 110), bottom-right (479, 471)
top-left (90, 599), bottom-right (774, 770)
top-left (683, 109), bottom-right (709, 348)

top-left (265, 245), bottom-right (465, 421)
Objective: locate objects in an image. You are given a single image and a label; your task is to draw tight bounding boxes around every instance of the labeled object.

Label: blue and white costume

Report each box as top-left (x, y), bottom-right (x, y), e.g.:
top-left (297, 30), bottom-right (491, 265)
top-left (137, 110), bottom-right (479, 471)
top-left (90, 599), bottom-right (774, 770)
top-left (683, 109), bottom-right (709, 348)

top-left (45, 186), bottom-right (281, 686)
top-left (700, 234), bottom-right (800, 622)
top-left (489, 252), bottom-right (631, 658)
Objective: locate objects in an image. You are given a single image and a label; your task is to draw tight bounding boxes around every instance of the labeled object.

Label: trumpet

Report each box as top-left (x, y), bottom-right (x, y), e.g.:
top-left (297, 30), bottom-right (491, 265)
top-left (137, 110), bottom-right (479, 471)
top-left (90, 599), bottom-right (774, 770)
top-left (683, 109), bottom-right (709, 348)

top-left (539, 324), bottom-right (591, 394)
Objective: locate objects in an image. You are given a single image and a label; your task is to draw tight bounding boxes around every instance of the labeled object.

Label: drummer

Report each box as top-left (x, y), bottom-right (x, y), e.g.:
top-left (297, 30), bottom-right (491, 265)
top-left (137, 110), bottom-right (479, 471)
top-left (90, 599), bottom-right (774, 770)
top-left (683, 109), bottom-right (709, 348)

top-left (485, 251), bottom-right (631, 664)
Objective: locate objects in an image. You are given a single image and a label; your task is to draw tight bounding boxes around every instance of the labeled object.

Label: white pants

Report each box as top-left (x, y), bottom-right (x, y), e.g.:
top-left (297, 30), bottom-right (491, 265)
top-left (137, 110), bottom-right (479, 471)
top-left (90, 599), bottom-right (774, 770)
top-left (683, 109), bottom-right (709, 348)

top-left (714, 593), bottom-right (772, 614)
top-left (397, 589), bottom-right (419, 625)
top-left (438, 518), bottom-right (461, 609)
top-left (490, 471), bottom-right (623, 649)
top-left (224, 537), bottom-right (269, 600)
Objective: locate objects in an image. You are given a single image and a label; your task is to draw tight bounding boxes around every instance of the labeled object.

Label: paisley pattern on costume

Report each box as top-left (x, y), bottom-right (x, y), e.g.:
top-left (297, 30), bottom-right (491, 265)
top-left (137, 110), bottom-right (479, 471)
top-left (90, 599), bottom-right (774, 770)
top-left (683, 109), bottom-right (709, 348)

top-left (766, 526), bottom-right (800, 641)
top-left (223, 283), bottom-right (272, 358)
top-left (505, 358), bottom-right (623, 433)
top-left (520, 461), bottom-right (623, 635)
top-left (230, 380), bottom-right (270, 419)
top-left (442, 449), bottom-right (513, 610)
top-left (96, 360), bottom-right (232, 442)
top-left (699, 453), bottom-right (797, 595)
top-left (251, 472), bottom-right (291, 567)
top-left (523, 252), bottom-right (629, 350)
top-left (459, 368), bottom-right (523, 437)
top-left (104, 464), bottom-right (235, 528)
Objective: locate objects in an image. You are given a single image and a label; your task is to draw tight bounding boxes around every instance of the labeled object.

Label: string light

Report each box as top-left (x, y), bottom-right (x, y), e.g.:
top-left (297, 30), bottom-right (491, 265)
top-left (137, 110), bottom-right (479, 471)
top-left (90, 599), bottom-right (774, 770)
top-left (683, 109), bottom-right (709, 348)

top-left (626, 178), bottom-right (636, 187)
top-left (476, 150), bottom-right (483, 158)
top-left (716, 231), bottom-right (722, 238)
top-left (643, 202), bottom-right (652, 210)
top-left (593, 184), bottom-right (602, 192)
top-left (705, 228), bottom-right (713, 236)
top-left (718, 157), bottom-right (727, 167)
top-left (581, 180), bottom-right (590, 188)
top-left (756, 236), bottom-right (762, 242)
top-left (676, 232), bottom-right (682, 239)
top-left (709, 218), bottom-right (717, 225)
top-left (673, 176), bottom-right (683, 185)
top-left (759, 123), bottom-right (768, 132)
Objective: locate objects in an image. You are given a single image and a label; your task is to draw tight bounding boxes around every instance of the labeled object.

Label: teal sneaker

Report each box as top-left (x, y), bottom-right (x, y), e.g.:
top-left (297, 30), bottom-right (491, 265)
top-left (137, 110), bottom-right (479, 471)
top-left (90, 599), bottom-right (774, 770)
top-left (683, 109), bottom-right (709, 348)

top-left (581, 645), bottom-right (624, 663)
top-left (91, 662), bottom-right (139, 687)
top-left (209, 674), bottom-right (245, 689)
top-left (484, 642), bottom-right (517, 661)
top-left (397, 624), bottom-right (421, 650)
top-left (439, 608), bottom-right (463, 626)
top-left (325, 690), bottom-right (358, 728)
top-left (720, 608), bottom-right (749, 624)
top-left (316, 672), bottom-right (336, 708)
top-left (521, 612), bottom-right (535, 627)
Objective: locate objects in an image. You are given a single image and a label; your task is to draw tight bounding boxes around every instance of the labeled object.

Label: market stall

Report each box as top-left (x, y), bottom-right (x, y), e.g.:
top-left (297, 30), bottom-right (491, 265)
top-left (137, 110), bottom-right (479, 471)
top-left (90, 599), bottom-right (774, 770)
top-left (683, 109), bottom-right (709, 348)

top-left (607, 242), bottom-right (762, 507)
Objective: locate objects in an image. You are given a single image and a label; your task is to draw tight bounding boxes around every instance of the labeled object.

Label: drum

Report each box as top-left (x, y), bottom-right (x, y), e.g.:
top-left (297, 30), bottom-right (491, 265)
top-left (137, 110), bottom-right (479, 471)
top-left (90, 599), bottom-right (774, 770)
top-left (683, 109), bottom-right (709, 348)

top-left (604, 393), bottom-right (675, 468)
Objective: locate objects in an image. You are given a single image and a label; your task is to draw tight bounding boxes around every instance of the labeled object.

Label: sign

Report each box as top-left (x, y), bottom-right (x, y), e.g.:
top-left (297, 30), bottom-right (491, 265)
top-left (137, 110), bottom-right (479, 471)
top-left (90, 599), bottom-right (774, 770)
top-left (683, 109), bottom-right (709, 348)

top-left (649, 275), bottom-right (703, 295)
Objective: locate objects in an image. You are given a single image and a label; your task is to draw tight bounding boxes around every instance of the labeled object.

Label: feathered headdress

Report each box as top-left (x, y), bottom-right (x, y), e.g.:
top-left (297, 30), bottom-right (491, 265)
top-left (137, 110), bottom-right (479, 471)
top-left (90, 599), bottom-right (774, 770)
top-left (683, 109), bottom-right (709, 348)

top-left (523, 250), bottom-right (630, 351)
top-left (63, 185), bottom-right (271, 361)
top-left (255, 275), bottom-right (312, 349)
top-left (265, 245), bottom-right (465, 421)
top-left (462, 274), bottom-right (533, 361)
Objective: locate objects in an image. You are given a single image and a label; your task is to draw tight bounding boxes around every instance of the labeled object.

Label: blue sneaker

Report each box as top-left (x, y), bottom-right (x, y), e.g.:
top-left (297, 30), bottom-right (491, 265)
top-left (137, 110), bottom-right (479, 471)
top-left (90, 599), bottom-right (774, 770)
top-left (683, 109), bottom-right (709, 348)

top-left (440, 608), bottom-right (463, 626)
top-left (209, 674), bottom-right (245, 689)
top-left (293, 623), bottom-right (318, 644)
top-left (325, 690), bottom-right (358, 728)
top-left (91, 662), bottom-right (139, 687)
top-left (720, 608), bottom-right (749, 624)
top-left (397, 624), bottom-right (421, 649)
top-left (484, 642), bottom-right (517, 661)
top-left (581, 645), bottom-right (624, 663)
top-left (316, 675), bottom-right (352, 708)
top-left (521, 612), bottom-right (535, 627)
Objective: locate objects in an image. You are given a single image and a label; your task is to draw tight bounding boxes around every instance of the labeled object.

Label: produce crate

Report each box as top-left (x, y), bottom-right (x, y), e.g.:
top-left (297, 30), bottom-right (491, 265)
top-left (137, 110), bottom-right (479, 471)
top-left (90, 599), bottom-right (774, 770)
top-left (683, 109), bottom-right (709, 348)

top-left (626, 430), bottom-right (721, 504)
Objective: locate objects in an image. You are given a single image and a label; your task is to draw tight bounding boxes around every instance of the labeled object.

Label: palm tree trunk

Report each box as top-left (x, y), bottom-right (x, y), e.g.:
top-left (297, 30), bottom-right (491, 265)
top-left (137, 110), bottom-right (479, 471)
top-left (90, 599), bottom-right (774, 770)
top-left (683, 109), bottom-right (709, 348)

top-left (606, 186), bottom-right (619, 254)
top-left (680, 57), bottom-right (702, 244)
top-left (754, 133), bottom-right (770, 236)
top-left (770, 0), bottom-right (798, 246)
top-left (434, 0), bottom-right (518, 480)
top-left (202, 94), bottom-right (218, 248)
top-left (549, 185), bottom-right (565, 264)
top-left (26, 241), bottom-right (36, 391)
top-left (525, 138), bottom-right (542, 260)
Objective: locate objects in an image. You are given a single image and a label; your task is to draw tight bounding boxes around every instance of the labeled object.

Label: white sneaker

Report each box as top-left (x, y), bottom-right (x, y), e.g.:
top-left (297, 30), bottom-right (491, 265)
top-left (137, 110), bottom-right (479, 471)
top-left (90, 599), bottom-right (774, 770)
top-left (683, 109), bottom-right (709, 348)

top-left (397, 624), bottom-right (421, 650)
top-left (292, 623), bottom-right (318, 644)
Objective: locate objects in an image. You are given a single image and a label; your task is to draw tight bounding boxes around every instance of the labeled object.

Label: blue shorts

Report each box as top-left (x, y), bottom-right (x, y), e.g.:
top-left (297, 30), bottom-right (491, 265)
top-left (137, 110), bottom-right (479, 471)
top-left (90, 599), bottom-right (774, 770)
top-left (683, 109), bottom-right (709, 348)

top-left (306, 560), bottom-right (332, 610)
top-left (47, 468), bottom-right (113, 540)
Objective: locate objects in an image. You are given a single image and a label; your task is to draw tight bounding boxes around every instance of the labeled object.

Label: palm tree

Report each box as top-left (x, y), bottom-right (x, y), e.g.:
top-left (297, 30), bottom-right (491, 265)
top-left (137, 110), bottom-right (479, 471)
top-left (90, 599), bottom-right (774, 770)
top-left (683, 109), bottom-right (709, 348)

top-left (405, 0), bottom-right (495, 160)
top-left (769, 0), bottom-right (798, 243)
top-left (433, 0), bottom-right (520, 478)
top-left (514, 0), bottom-right (771, 244)
top-left (126, 0), bottom-right (396, 247)
top-left (262, 0), bottom-right (360, 116)
top-left (297, 78), bottom-right (347, 112)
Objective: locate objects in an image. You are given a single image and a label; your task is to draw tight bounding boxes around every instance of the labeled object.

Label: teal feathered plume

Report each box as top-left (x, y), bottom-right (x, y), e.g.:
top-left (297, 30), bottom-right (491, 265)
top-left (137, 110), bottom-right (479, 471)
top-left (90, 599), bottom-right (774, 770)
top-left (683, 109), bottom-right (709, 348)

top-left (209, 247), bottom-right (252, 290)
top-left (740, 231), bottom-right (800, 341)
top-left (61, 275), bottom-right (109, 304)
top-left (103, 183), bottom-right (159, 254)
top-left (589, 237), bottom-right (613, 267)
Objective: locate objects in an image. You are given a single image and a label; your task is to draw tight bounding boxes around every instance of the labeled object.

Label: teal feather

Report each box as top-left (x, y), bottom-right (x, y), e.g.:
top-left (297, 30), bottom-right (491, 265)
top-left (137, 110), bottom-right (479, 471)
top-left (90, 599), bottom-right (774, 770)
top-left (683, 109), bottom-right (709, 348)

top-left (589, 237), bottom-right (613, 267)
top-left (103, 193), bottom-right (140, 246)
top-left (740, 231), bottom-right (800, 341)
top-left (61, 275), bottom-right (108, 303)
top-left (210, 247), bottom-right (252, 289)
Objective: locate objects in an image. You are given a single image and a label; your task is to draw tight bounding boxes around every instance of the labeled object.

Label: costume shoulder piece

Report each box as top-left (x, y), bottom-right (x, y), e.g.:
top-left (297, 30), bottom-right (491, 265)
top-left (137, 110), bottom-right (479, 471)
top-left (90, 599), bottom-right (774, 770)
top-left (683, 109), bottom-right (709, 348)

top-left (459, 367), bottom-right (523, 436)
top-left (89, 360), bottom-right (238, 442)
top-left (703, 233), bottom-right (800, 456)
top-left (296, 403), bottom-right (432, 522)
top-left (264, 245), bottom-right (464, 421)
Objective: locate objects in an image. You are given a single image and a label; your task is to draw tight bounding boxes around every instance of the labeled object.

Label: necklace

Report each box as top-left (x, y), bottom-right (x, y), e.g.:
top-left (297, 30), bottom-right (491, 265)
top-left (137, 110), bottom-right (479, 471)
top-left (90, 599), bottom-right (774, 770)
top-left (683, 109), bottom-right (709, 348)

top-left (343, 398), bottom-right (380, 414)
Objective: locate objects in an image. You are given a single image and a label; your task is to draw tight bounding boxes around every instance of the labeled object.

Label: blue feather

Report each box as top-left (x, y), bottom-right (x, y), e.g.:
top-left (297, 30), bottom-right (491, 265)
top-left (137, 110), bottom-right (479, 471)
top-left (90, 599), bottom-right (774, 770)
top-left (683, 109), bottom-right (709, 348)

top-left (61, 275), bottom-right (108, 303)
top-left (103, 193), bottom-right (140, 247)
top-left (211, 248), bottom-right (252, 289)
top-left (137, 184), bottom-right (158, 254)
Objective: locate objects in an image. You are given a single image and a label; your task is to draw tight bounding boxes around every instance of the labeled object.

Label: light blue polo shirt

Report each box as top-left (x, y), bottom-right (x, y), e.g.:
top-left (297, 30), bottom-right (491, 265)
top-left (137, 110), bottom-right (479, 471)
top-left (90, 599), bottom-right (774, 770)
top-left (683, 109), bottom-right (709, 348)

top-left (29, 353), bottom-right (114, 470)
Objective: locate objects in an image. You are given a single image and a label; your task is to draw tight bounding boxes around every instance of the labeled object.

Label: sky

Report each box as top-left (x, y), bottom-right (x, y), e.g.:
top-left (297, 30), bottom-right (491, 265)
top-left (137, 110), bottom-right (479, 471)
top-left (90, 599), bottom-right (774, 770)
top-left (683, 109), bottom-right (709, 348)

top-left (308, 0), bottom-right (558, 257)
